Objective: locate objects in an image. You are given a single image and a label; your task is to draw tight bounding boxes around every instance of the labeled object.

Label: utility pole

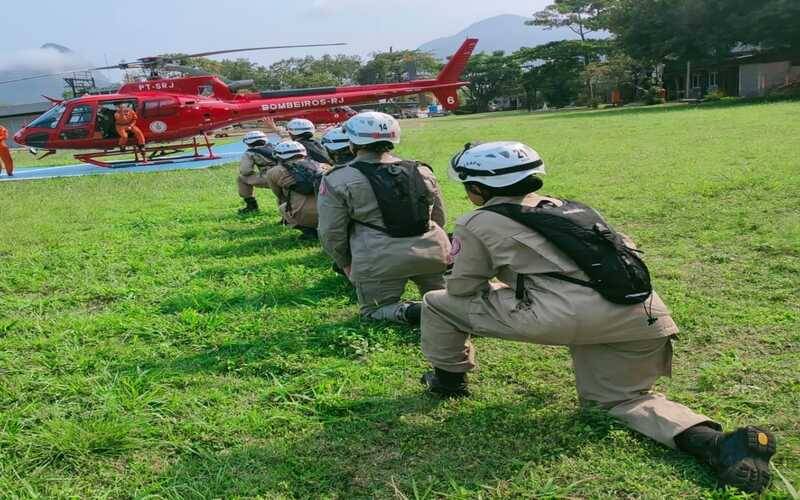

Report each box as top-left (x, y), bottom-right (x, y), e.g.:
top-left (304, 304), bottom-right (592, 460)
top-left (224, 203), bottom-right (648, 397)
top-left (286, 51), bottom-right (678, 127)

top-left (685, 60), bottom-right (691, 99)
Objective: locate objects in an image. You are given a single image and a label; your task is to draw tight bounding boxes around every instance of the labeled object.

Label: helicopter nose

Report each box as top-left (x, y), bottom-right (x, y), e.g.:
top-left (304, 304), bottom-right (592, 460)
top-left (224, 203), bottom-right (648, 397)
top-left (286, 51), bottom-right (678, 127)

top-left (14, 129), bottom-right (50, 149)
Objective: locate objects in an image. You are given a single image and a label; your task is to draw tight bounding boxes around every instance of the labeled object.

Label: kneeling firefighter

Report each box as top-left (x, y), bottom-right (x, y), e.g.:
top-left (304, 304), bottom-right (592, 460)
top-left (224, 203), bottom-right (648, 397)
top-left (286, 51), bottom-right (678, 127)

top-left (419, 141), bottom-right (777, 494)
top-left (286, 118), bottom-right (332, 165)
top-left (321, 126), bottom-right (354, 166)
top-left (317, 112), bottom-right (451, 325)
top-left (237, 131), bottom-right (278, 214)
top-left (267, 140), bottom-right (330, 239)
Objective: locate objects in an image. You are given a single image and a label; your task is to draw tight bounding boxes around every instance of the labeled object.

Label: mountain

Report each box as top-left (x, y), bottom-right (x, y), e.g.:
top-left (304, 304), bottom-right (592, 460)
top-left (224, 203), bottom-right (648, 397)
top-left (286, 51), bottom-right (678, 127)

top-left (0, 44), bottom-right (113, 106)
top-left (418, 14), bottom-right (575, 60)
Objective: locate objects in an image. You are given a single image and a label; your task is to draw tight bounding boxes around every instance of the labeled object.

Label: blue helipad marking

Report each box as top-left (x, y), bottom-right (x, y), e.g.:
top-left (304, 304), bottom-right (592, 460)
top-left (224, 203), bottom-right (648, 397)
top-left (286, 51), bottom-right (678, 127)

top-left (0, 142), bottom-right (247, 182)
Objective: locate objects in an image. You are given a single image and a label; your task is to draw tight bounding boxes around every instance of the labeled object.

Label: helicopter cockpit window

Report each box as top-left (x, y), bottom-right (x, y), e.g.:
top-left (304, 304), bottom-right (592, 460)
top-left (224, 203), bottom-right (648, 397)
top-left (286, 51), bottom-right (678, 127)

top-left (29, 104), bottom-right (66, 129)
top-left (67, 105), bottom-right (94, 126)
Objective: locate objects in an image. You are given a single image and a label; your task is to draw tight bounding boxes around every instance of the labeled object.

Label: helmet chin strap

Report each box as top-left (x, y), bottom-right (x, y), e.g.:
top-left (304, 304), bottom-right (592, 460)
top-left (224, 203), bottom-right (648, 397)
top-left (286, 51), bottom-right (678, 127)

top-left (530, 175), bottom-right (544, 192)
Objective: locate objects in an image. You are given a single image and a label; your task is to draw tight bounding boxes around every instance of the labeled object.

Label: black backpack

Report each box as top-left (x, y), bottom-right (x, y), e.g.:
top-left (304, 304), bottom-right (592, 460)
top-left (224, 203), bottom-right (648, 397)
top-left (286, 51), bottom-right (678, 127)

top-left (250, 145), bottom-right (276, 163)
top-left (298, 138), bottom-right (333, 165)
top-left (350, 161), bottom-right (432, 238)
top-left (479, 200), bottom-right (653, 306)
top-left (285, 159), bottom-right (325, 195)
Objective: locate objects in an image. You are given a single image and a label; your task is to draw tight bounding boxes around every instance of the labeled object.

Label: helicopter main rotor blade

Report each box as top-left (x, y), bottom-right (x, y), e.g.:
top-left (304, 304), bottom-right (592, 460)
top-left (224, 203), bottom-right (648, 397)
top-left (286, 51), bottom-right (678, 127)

top-left (174, 42), bottom-right (347, 59)
top-left (0, 43), bottom-right (346, 85)
top-left (0, 65), bottom-right (118, 85)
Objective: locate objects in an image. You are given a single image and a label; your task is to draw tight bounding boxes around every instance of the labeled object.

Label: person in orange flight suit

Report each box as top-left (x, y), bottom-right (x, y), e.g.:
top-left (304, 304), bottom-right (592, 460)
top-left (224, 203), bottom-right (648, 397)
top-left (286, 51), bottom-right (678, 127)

top-left (114, 103), bottom-right (146, 150)
top-left (0, 125), bottom-right (14, 177)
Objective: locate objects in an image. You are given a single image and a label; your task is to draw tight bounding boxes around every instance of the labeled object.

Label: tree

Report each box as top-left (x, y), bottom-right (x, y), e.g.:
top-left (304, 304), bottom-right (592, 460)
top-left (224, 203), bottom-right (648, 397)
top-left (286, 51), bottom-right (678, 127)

top-left (603, 0), bottom-right (727, 64)
top-left (181, 54), bottom-right (362, 90)
top-left (583, 53), bottom-right (643, 103)
top-left (527, 0), bottom-right (608, 41)
top-left (528, 1), bottom-right (611, 103)
top-left (461, 51), bottom-right (522, 113)
top-left (515, 40), bottom-right (608, 107)
top-left (263, 55), bottom-right (362, 88)
top-left (736, 0), bottom-right (800, 51)
top-left (356, 50), bottom-right (440, 84)
top-left (601, 0), bottom-right (800, 64)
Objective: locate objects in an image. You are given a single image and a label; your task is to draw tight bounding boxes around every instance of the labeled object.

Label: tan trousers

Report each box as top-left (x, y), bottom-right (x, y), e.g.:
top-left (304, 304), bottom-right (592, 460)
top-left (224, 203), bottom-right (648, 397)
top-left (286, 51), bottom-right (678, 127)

top-left (237, 174), bottom-right (271, 198)
top-left (356, 273), bottom-right (445, 323)
top-left (421, 290), bottom-right (712, 448)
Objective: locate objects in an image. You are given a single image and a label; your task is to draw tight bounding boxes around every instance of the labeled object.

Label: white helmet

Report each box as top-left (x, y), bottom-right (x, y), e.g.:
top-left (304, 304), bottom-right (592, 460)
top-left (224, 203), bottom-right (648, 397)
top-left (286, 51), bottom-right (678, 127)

top-left (321, 127), bottom-right (350, 152)
top-left (242, 130), bottom-right (268, 146)
top-left (286, 118), bottom-right (315, 136)
top-left (273, 140), bottom-right (307, 160)
top-left (343, 111), bottom-right (400, 146)
top-left (450, 141), bottom-right (546, 188)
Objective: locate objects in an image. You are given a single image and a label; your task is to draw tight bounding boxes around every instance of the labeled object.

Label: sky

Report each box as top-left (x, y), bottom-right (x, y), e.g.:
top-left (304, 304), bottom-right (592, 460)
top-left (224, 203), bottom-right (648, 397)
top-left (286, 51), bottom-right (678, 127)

top-left (0, 0), bottom-right (550, 79)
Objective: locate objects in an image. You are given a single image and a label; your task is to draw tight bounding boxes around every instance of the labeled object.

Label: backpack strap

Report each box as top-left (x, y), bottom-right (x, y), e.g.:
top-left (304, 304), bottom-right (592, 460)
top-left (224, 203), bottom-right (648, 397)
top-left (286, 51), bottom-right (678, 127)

top-left (542, 272), bottom-right (596, 289)
top-left (351, 218), bottom-right (391, 234)
top-left (482, 202), bottom-right (599, 302)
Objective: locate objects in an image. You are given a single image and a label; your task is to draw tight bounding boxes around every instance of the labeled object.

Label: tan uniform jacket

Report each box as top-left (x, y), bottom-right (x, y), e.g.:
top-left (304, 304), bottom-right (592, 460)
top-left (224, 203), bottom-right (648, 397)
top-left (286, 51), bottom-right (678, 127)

top-left (266, 160), bottom-right (330, 228)
top-left (317, 151), bottom-right (451, 282)
top-left (448, 193), bottom-right (678, 345)
top-left (238, 149), bottom-right (275, 177)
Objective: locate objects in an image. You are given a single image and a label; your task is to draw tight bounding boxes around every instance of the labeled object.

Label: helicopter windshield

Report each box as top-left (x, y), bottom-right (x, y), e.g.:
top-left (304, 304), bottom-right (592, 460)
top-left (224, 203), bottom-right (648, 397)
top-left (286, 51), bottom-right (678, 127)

top-left (29, 104), bottom-right (66, 129)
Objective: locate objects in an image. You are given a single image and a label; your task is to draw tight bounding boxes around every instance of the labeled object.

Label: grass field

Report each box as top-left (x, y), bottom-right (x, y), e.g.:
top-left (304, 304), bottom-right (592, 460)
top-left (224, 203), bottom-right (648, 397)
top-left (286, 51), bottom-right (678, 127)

top-left (1, 102), bottom-right (798, 498)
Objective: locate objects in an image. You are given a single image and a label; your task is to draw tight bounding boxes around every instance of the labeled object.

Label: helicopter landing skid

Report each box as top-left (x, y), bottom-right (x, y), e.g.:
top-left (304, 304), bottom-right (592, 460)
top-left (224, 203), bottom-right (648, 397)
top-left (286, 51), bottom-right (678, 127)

top-left (74, 135), bottom-right (220, 168)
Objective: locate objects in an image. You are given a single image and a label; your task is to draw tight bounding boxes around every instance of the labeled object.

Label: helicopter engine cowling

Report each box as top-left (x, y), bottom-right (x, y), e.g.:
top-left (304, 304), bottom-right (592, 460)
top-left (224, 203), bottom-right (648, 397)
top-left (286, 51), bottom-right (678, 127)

top-left (227, 80), bottom-right (255, 92)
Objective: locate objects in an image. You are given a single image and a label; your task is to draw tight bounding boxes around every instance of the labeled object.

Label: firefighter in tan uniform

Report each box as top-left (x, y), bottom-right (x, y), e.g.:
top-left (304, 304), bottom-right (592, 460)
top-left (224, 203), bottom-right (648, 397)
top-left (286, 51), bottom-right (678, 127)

top-left (317, 112), bottom-right (450, 325)
top-left (321, 126), bottom-right (354, 167)
top-left (237, 131), bottom-right (278, 214)
top-left (419, 141), bottom-right (777, 494)
top-left (286, 118), bottom-right (332, 164)
top-left (266, 141), bottom-right (330, 240)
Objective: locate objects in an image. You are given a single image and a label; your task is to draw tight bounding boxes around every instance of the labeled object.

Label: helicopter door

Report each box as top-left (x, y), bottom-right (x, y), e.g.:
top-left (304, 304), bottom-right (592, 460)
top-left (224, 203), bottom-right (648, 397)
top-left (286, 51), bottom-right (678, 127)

top-left (142, 97), bottom-right (179, 136)
top-left (142, 97), bottom-right (179, 119)
top-left (59, 103), bottom-right (95, 141)
top-left (96, 100), bottom-right (139, 140)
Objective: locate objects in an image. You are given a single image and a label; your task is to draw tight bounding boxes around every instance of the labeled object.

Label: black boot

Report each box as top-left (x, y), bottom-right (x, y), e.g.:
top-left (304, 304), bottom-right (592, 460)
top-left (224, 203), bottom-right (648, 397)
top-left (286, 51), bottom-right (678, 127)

top-left (238, 197), bottom-right (259, 214)
top-left (298, 227), bottom-right (318, 241)
top-left (676, 424), bottom-right (776, 493)
top-left (420, 368), bottom-right (469, 398)
top-left (403, 302), bottom-right (422, 326)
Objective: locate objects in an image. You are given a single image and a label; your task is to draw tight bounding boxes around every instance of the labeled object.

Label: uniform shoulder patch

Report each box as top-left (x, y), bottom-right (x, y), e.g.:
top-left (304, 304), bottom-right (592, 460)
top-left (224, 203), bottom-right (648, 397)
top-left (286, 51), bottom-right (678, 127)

top-left (450, 235), bottom-right (462, 257)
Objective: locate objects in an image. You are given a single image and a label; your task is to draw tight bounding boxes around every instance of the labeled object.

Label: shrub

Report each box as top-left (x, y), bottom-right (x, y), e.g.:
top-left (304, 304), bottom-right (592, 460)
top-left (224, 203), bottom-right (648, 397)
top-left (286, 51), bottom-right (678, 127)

top-left (705, 89), bottom-right (726, 101)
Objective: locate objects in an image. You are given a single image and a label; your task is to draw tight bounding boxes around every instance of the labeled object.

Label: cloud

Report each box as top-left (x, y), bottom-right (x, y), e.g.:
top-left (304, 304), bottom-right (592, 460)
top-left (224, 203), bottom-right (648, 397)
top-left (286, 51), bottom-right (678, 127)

top-left (0, 46), bottom-right (86, 74)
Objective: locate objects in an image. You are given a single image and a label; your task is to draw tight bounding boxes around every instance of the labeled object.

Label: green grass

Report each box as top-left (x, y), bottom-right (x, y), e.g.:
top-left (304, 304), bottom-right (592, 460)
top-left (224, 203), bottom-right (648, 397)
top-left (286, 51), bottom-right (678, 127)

top-left (1, 102), bottom-right (798, 498)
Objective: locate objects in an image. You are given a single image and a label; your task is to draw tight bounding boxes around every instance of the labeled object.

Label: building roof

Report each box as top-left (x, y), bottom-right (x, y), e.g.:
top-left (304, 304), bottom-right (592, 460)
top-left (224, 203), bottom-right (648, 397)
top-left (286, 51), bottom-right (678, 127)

top-left (0, 102), bottom-right (53, 118)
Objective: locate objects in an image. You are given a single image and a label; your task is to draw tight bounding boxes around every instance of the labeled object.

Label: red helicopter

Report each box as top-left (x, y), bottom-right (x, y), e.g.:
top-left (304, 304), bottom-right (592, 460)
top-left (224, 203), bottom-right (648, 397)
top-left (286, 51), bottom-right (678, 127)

top-left (6, 39), bottom-right (478, 167)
